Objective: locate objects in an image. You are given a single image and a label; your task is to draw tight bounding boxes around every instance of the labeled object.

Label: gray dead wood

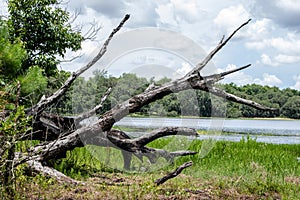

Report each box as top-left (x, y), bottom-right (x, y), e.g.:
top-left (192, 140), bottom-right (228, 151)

top-left (9, 17), bottom-right (275, 184)
top-left (155, 161), bottom-right (193, 185)
top-left (27, 160), bottom-right (81, 185)
top-left (26, 15), bottom-right (130, 116)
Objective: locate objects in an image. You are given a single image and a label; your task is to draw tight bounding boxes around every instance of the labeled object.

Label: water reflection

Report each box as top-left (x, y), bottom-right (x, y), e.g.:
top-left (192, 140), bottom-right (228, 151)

top-left (116, 117), bottom-right (300, 145)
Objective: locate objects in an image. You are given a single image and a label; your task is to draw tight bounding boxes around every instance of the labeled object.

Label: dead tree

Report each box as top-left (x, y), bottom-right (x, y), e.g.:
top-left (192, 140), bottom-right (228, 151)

top-left (1, 14), bottom-right (274, 184)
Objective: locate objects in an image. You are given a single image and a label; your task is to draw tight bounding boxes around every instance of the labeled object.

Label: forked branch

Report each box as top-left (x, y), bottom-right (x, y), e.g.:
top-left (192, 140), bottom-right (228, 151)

top-left (27, 14), bottom-right (130, 116)
top-left (208, 87), bottom-right (275, 110)
top-left (75, 87), bottom-right (112, 123)
top-left (185, 19), bottom-right (251, 77)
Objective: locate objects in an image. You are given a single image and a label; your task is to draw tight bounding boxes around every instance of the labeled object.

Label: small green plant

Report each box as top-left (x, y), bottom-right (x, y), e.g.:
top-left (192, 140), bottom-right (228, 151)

top-left (0, 105), bottom-right (31, 199)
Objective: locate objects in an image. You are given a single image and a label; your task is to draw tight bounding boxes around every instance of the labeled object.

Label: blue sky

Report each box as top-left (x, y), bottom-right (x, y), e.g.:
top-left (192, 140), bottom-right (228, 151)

top-left (1, 0), bottom-right (300, 89)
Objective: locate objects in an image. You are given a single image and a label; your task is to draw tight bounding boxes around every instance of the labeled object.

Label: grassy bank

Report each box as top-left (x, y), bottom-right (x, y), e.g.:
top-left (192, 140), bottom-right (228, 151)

top-left (10, 137), bottom-right (300, 199)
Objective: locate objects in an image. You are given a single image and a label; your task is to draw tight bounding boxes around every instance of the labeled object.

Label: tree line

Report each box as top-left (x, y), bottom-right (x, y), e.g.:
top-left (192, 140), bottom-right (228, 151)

top-left (55, 71), bottom-right (300, 119)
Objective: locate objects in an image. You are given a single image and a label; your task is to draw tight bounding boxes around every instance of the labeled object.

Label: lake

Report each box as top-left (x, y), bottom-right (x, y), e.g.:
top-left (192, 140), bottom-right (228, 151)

top-left (115, 117), bottom-right (300, 145)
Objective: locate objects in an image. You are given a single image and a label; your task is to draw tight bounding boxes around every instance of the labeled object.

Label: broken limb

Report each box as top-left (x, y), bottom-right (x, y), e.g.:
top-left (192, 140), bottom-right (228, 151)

top-left (154, 161), bottom-right (193, 185)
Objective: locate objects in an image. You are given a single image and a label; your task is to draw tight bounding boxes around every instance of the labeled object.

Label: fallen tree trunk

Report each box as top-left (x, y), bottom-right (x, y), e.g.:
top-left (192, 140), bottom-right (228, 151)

top-left (5, 15), bottom-right (275, 183)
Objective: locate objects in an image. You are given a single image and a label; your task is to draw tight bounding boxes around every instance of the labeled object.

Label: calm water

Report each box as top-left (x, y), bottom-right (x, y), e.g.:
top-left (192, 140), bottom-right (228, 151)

top-left (115, 117), bottom-right (300, 144)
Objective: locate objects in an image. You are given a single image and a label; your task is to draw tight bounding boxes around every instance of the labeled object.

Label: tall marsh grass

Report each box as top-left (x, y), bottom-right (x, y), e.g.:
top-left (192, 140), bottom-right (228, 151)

top-left (52, 136), bottom-right (299, 198)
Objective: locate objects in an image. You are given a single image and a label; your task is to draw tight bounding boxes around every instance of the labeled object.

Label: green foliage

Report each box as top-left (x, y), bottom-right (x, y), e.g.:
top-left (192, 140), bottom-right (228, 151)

top-left (63, 72), bottom-right (300, 119)
top-left (0, 106), bottom-right (30, 136)
top-left (0, 82), bottom-right (17, 110)
top-left (19, 66), bottom-right (48, 103)
top-left (53, 150), bottom-right (92, 179)
top-left (176, 138), bottom-right (299, 198)
top-left (8, 0), bottom-right (83, 76)
top-left (0, 106), bottom-right (32, 198)
top-left (110, 73), bottom-right (148, 105)
top-left (37, 137), bottom-right (300, 199)
top-left (0, 0), bottom-right (85, 106)
top-left (281, 96), bottom-right (300, 119)
top-left (0, 19), bottom-right (27, 82)
top-left (223, 83), bottom-right (300, 119)
top-left (70, 70), bottom-right (117, 115)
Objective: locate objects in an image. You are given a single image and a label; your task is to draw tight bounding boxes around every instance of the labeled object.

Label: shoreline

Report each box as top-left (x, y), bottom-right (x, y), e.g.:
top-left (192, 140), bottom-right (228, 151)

top-left (128, 114), bottom-right (297, 121)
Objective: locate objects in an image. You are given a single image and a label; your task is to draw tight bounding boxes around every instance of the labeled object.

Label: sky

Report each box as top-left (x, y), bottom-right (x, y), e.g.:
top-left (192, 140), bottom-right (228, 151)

top-left (1, 0), bottom-right (300, 90)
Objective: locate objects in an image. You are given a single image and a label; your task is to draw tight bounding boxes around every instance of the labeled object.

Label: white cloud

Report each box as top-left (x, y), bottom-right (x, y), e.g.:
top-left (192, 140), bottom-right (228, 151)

top-left (0, 0), bottom-right (8, 17)
top-left (293, 75), bottom-right (300, 90)
top-left (214, 5), bottom-right (250, 34)
top-left (247, 34), bottom-right (300, 54)
top-left (218, 64), bottom-right (254, 85)
top-left (170, 0), bottom-right (204, 23)
top-left (0, 0), bottom-right (298, 89)
top-left (269, 36), bottom-right (300, 55)
top-left (72, 0), bottom-right (126, 18)
top-left (219, 65), bottom-right (283, 87)
top-left (260, 54), bottom-right (279, 66)
top-left (254, 73), bottom-right (282, 86)
top-left (176, 62), bottom-right (193, 75)
top-left (247, 33), bottom-right (300, 66)
top-left (156, 0), bottom-right (207, 26)
top-left (276, 0), bottom-right (300, 12)
top-left (245, 40), bottom-right (268, 50)
top-left (155, 3), bottom-right (177, 26)
top-left (251, 0), bottom-right (300, 29)
top-left (59, 39), bottom-right (100, 71)
top-left (274, 54), bottom-right (300, 64)
top-left (126, 1), bottom-right (159, 27)
top-left (244, 18), bottom-right (273, 41)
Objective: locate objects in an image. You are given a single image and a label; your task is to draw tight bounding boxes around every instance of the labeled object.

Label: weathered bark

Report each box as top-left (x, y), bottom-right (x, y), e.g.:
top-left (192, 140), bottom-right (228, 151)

top-left (185, 19), bottom-right (251, 77)
top-left (27, 160), bottom-right (81, 185)
top-left (25, 14), bottom-right (130, 117)
top-left (106, 128), bottom-right (197, 166)
top-left (22, 87), bottom-right (112, 141)
top-left (7, 16), bottom-right (275, 184)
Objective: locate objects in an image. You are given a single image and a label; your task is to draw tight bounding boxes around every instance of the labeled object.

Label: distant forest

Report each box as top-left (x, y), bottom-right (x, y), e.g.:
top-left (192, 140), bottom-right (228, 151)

top-left (54, 71), bottom-right (300, 119)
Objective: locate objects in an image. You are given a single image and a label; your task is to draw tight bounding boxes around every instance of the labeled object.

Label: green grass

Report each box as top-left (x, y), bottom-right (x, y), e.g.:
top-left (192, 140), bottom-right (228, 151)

top-left (11, 136), bottom-right (300, 199)
top-left (177, 137), bottom-right (300, 199)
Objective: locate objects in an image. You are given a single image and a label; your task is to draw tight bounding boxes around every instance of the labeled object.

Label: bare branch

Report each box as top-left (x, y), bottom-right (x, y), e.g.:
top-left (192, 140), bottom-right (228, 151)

top-left (185, 19), bottom-right (251, 77)
top-left (103, 129), bottom-right (197, 166)
top-left (66, 8), bottom-right (81, 27)
top-left (154, 161), bottom-right (193, 185)
top-left (77, 14), bottom-right (129, 76)
top-left (105, 128), bottom-right (197, 150)
top-left (133, 127), bottom-right (197, 147)
top-left (82, 20), bottom-right (103, 41)
top-left (196, 64), bottom-right (251, 85)
top-left (75, 87), bottom-right (112, 122)
top-left (26, 14), bottom-right (130, 116)
top-left (208, 86), bottom-right (275, 110)
top-left (220, 64), bottom-right (251, 78)
top-left (27, 160), bottom-right (81, 185)
top-left (59, 53), bottom-right (83, 63)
